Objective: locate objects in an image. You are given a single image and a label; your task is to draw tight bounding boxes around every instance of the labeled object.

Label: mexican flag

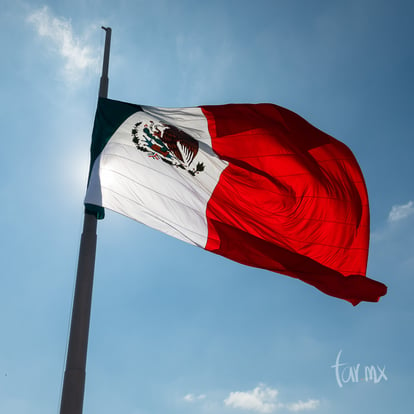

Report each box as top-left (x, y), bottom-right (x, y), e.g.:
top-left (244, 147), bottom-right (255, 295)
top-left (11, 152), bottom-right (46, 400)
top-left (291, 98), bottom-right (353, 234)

top-left (85, 98), bottom-right (387, 305)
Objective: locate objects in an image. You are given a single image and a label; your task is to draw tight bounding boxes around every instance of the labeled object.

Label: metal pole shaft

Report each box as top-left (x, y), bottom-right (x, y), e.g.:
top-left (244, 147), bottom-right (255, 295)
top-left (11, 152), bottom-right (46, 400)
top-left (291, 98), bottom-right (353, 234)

top-left (99, 27), bottom-right (111, 99)
top-left (60, 27), bottom-right (111, 414)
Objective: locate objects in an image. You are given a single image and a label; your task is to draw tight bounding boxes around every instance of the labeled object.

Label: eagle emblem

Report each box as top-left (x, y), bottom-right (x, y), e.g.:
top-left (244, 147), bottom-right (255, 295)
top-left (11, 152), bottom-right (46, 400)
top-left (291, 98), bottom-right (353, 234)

top-left (132, 120), bottom-right (205, 176)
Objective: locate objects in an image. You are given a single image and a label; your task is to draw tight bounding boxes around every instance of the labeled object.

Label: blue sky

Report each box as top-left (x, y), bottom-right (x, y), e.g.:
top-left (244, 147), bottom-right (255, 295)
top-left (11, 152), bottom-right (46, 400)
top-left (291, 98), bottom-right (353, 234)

top-left (1, 0), bottom-right (413, 413)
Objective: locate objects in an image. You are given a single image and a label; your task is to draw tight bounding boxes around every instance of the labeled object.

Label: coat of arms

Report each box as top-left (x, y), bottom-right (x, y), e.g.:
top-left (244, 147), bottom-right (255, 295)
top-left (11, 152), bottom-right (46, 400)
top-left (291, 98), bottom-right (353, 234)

top-left (132, 120), bottom-right (205, 176)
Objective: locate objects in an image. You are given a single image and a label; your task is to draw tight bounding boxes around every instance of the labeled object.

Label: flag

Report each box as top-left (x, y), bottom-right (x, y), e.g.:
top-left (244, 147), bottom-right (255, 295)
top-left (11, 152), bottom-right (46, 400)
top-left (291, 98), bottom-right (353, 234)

top-left (85, 97), bottom-right (387, 305)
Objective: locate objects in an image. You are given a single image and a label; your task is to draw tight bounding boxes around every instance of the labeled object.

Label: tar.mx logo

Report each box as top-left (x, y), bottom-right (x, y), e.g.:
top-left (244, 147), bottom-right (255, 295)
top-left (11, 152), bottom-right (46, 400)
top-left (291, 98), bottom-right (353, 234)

top-left (331, 350), bottom-right (388, 388)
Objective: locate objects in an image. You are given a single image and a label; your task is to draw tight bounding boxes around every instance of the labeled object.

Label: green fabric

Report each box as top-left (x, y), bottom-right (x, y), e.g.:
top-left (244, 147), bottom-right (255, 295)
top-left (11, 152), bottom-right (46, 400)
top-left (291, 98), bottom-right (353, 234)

top-left (85, 97), bottom-right (142, 219)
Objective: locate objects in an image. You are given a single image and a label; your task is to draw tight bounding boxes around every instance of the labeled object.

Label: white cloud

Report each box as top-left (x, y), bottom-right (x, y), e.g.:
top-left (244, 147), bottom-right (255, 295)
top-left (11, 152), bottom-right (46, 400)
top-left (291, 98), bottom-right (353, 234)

top-left (371, 200), bottom-right (414, 244)
top-left (27, 6), bottom-right (99, 82)
top-left (223, 384), bottom-right (320, 413)
top-left (388, 201), bottom-right (414, 222)
top-left (224, 384), bottom-right (281, 413)
top-left (183, 393), bottom-right (206, 402)
top-left (286, 399), bottom-right (320, 412)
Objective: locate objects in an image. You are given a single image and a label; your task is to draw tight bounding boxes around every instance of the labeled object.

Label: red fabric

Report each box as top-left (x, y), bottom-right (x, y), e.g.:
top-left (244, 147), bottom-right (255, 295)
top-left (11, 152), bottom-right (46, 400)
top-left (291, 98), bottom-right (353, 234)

top-left (201, 104), bottom-right (387, 305)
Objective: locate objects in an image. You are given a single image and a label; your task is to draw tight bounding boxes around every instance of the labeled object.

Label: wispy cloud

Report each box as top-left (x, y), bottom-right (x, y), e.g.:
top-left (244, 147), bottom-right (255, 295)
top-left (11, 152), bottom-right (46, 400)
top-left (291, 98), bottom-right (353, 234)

top-left (286, 399), bottom-right (320, 412)
top-left (27, 6), bottom-right (99, 83)
top-left (183, 393), bottom-right (206, 402)
top-left (223, 384), bottom-right (319, 413)
top-left (372, 199), bottom-right (414, 244)
top-left (388, 201), bottom-right (414, 222)
top-left (371, 200), bottom-right (414, 243)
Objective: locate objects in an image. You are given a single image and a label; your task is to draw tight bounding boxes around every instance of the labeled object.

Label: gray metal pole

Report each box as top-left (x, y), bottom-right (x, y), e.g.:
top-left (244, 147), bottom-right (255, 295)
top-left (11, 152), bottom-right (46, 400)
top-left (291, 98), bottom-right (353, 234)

top-left (60, 27), bottom-right (111, 414)
top-left (99, 27), bottom-right (111, 99)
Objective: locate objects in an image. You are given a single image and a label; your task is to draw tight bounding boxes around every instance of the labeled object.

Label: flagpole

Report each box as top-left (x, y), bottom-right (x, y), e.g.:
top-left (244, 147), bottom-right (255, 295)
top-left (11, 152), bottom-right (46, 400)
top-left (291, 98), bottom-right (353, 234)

top-left (59, 26), bottom-right (111, 414)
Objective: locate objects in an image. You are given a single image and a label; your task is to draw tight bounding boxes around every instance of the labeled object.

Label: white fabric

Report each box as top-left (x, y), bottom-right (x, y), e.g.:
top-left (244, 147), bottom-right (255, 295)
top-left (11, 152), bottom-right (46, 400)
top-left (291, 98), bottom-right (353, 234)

top-left (85, 106), bottom-right (227, 247)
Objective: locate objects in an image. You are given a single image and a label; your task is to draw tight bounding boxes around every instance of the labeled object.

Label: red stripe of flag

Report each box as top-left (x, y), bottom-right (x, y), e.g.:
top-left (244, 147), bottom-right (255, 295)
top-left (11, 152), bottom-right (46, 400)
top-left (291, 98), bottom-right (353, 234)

top-left (201, 104), bottom-right (386, 305)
